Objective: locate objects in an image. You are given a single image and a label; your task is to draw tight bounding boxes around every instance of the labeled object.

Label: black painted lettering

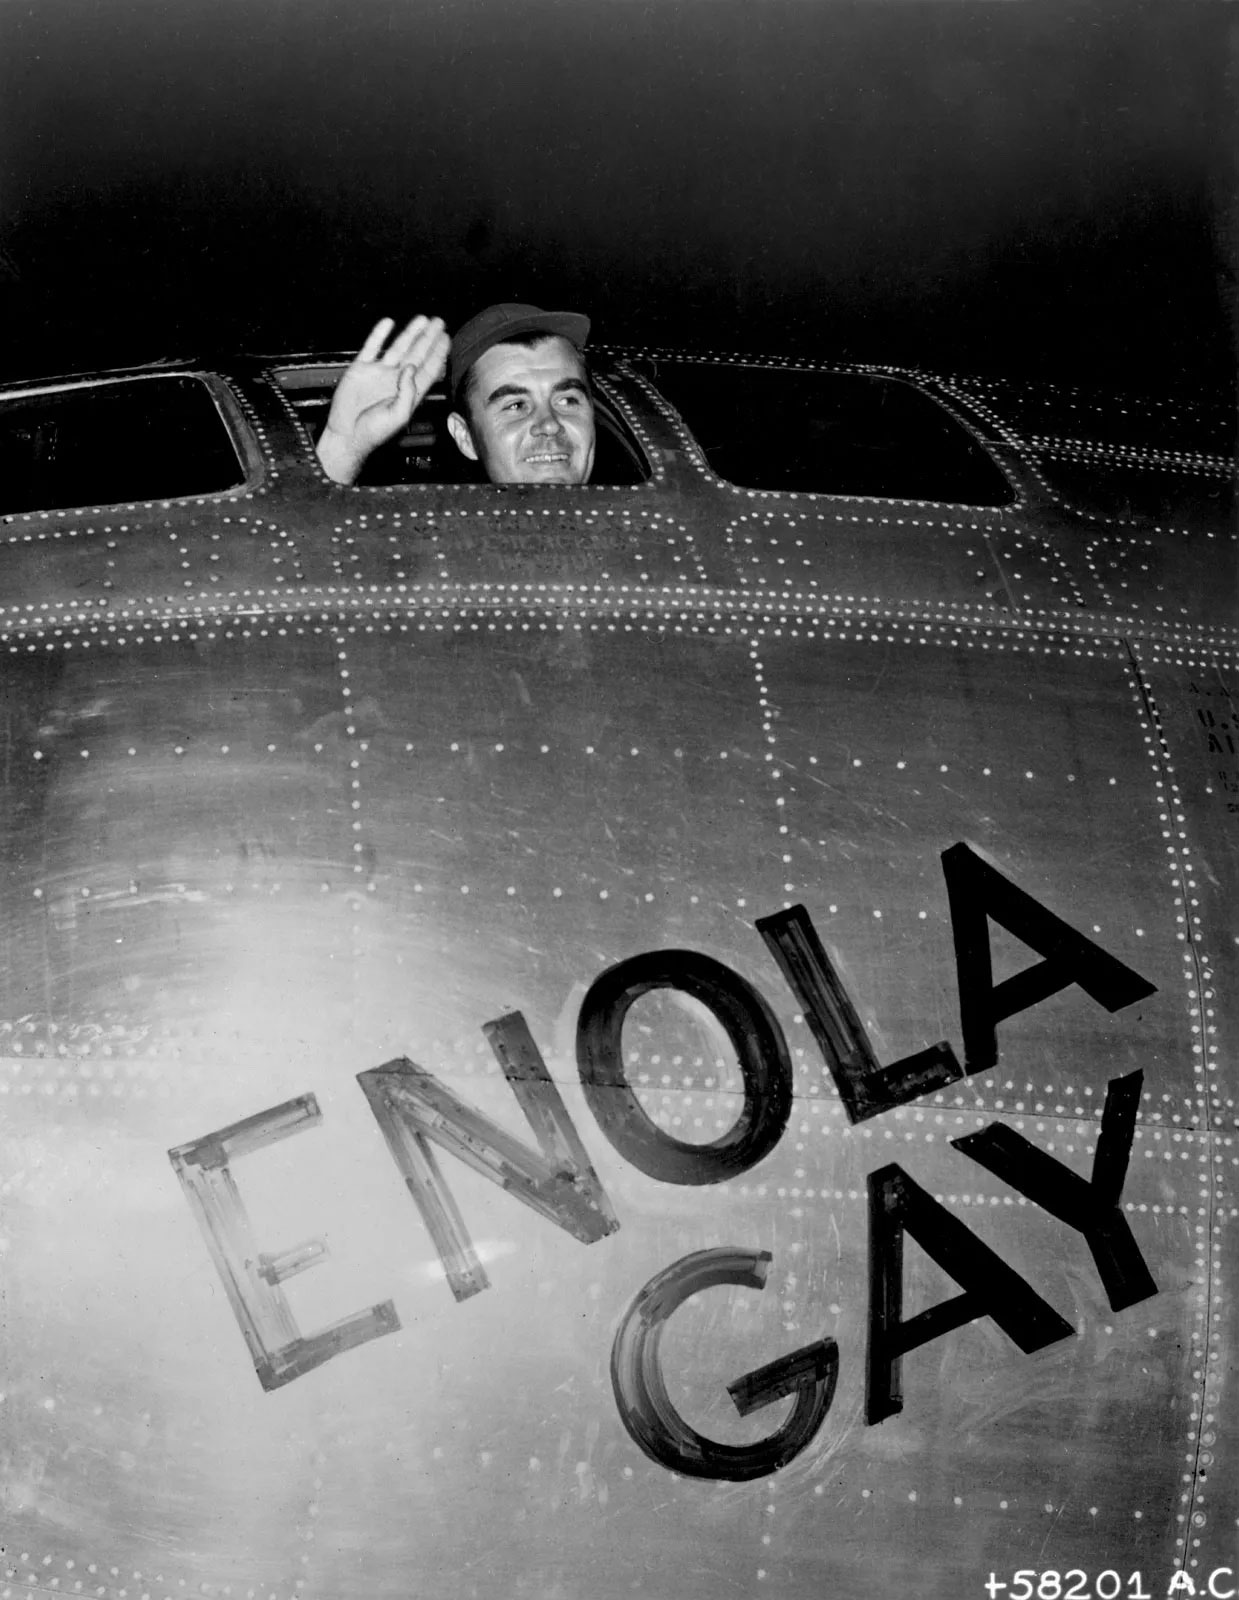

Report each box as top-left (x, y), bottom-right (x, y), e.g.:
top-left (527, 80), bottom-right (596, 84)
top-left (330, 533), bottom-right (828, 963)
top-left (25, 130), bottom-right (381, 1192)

top-left (866, 1163), bottom-right (1073, 1424)
top-left (941, 842), bottom-right (1157, 1074)
top-left (168, 1095), bottom-right (399, 1391)
top-left (358, 1011), bottom-right (619, 1301)
top-left (757, 903), bottom-right (962, 1122)
top-left (610, 1247), bottom-right (838, 1480)
top-left (952, 1070), bottom-right (1157, 1311)
top-left (577, 950), bottom-right (792, 1184)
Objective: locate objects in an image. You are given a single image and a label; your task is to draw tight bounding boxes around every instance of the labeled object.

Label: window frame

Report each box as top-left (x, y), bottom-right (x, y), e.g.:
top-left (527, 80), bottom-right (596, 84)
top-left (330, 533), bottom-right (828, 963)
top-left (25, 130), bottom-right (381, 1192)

top-left (0, 369), bottom-right (264, 519)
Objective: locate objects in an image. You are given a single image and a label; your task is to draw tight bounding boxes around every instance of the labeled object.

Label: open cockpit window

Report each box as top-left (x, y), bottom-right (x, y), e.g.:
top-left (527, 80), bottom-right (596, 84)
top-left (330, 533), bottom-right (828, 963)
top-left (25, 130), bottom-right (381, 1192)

top-left (274, 365), bottom-right (650, 487)
top-left (634, 360), bottom-right (1016, 506)
top-left (0, 375), bottom-right (249, 516)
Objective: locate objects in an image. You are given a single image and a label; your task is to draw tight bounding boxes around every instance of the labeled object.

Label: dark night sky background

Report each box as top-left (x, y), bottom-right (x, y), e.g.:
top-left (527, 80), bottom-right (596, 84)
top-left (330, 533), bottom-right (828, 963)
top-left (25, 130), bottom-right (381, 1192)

top-left (1, 1), bottom-right (1235, 393)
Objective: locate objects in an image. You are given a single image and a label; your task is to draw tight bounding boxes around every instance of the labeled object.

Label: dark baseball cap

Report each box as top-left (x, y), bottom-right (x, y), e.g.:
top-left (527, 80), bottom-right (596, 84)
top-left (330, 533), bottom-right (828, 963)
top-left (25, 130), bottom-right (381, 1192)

top-left (448, 303), bottom-right (591, 402)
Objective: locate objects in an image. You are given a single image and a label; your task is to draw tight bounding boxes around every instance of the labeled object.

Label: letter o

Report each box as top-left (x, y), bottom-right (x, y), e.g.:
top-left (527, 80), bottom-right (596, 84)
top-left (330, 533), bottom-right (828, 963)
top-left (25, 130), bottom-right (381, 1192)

top-left (576, 949), bottom-right (792, 1184)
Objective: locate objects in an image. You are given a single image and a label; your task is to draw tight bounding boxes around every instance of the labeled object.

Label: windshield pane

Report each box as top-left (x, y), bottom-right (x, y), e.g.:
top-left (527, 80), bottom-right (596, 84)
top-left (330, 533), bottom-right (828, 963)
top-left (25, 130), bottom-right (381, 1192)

top-left (637, 361), bottom-right (1016, 505)
top-left (0, 376), bottom-right (247, 516)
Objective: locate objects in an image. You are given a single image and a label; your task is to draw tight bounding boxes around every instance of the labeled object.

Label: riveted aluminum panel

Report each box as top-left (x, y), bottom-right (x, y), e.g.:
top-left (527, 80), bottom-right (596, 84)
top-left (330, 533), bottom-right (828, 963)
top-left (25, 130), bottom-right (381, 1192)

top-left (0, 355), bottom-right (1234, 1600)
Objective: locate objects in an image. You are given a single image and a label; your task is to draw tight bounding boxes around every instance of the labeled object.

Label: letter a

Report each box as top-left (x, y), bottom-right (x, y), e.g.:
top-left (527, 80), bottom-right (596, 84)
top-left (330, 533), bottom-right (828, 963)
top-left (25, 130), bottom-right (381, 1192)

top-left (941, 842), bottom-right (1157, 1074)
top-left (866, 1163), bottom-right (1073, 1424)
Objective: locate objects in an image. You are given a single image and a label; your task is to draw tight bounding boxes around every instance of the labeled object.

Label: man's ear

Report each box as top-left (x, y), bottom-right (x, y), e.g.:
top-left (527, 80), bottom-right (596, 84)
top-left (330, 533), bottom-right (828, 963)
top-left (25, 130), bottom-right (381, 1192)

top-left (447, 412), bottom-right (479, 461)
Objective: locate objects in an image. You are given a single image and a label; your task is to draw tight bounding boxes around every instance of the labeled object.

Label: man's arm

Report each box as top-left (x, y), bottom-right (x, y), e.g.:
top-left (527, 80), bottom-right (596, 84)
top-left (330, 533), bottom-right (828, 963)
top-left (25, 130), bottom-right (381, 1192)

top-left (316, 315), bottom-right (450, 485)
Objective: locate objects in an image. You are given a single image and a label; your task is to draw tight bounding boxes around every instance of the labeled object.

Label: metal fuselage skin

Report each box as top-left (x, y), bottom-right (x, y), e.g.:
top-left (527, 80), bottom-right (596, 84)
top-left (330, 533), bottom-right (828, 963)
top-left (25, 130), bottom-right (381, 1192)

top-left (0, 350), bottom-right (1235, 1599)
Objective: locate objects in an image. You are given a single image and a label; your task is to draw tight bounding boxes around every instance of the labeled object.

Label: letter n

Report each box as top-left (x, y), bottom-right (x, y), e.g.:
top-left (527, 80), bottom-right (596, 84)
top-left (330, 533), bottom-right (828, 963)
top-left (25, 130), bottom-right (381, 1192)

top-left (358, 1011), bottom-right (619, 1301)
top-left (941, 842), bottom-right (1157, 1074)
top-left (866, 1163), bottom-right (1073, 1424)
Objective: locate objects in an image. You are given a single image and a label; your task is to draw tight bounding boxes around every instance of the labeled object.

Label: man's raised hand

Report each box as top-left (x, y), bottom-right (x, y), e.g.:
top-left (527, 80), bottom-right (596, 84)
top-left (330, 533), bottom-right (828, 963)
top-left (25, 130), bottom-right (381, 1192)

top-left (316, 315), bottom-right (450, 485)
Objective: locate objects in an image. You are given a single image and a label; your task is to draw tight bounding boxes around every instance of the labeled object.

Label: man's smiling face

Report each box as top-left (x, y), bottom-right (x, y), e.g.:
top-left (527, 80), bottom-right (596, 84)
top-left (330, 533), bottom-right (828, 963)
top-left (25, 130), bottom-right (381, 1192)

top-left (448, 336), bottom-right (595, 485)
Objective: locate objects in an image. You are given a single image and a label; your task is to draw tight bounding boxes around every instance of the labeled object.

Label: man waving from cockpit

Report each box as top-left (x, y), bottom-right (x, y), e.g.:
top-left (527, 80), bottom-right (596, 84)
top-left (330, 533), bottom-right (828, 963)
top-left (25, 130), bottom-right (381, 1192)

top-left (315, 303), bottom-right (595, 487)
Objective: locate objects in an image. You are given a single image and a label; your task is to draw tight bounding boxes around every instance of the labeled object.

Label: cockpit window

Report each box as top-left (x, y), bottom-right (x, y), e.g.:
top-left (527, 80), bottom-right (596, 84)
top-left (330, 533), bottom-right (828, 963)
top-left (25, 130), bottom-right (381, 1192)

top-left (274, 367), bottom-right (650, 487)
top-left (634, 360), bottom-right (1016, 506)
top-left (0, 375), bottom-right (249, 516)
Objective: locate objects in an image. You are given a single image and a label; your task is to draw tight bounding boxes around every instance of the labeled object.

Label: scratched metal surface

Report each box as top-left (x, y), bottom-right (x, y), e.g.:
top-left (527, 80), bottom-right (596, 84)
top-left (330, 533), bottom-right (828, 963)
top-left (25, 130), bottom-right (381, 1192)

top-left (0, 352), bottom-right (1234, 1599)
